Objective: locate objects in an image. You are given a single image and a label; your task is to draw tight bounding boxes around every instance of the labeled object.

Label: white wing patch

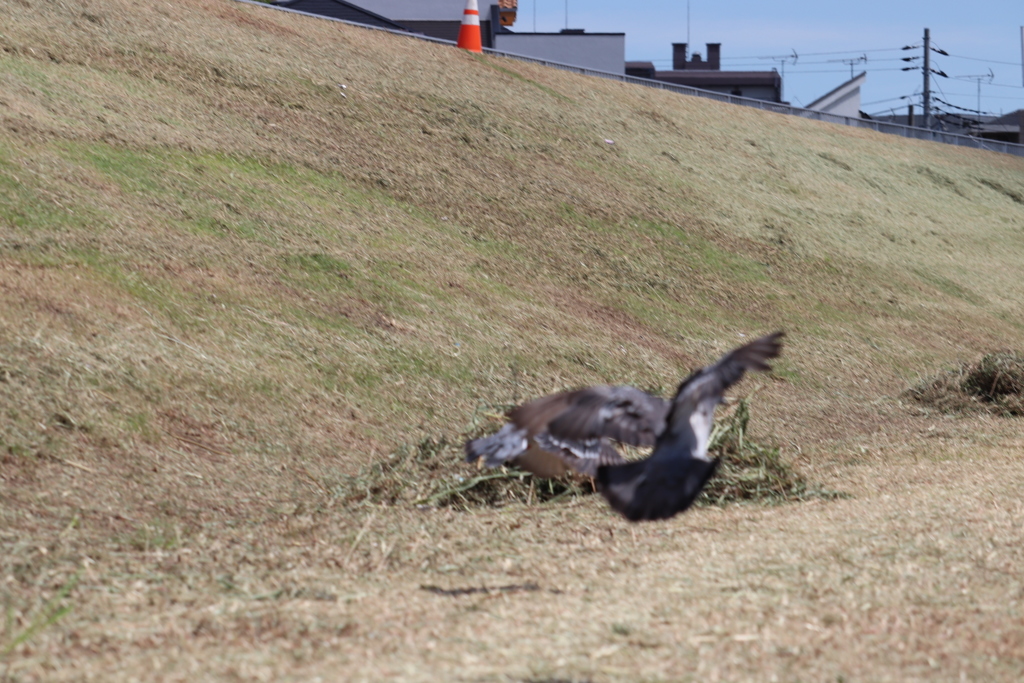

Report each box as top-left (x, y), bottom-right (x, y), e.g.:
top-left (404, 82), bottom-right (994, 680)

top-left (534, 432), bottom-right (602, 460)
top-left (689, 400), bottom-right (716, 461)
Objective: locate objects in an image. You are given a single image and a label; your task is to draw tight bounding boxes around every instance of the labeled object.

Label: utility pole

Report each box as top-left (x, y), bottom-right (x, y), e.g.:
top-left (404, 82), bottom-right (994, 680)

top-left (1020, 26), bottom-right (1023, 86)
top-left (923, 28), bottom-right (931, 130)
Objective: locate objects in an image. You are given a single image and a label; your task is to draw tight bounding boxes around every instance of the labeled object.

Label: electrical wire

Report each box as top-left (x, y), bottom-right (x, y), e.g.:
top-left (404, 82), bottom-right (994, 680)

top-left (862, 95), bottom-right (915, 106)
top-left (642, 60), bottom-right (916, 76)
top-left (640, 46), bottom-right (912, 65)
top-left (651, 57), bottom-right (925, 68)
top-left (719, 46), bottom-right (909, 60)
top-left (780, 67), bottom-right (909, 74)
top-left (944, 53), bottom-right (1023, 67)
top-left (935, 92), bottom-right (1024, 101)
top-left (981, 81), bottom-right (1024, 91)
top-left (933, 96), bottom-right (998, 116)
top-left (635, 40), bottom-right (1024, 112)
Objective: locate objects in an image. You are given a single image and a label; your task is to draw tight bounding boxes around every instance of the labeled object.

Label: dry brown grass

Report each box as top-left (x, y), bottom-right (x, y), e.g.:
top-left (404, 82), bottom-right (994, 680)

top-left (908, 352), bottom-right (1024, 416)
top-left (3, 0), bottom-right (1024, 680)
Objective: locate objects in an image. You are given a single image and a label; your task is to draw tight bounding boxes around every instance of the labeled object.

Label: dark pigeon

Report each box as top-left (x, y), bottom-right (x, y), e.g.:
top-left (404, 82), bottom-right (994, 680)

top-left (465, 332), bottom-right (784, 521)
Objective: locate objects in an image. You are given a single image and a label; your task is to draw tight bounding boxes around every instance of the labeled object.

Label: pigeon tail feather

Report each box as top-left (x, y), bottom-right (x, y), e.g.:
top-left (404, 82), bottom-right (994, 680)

top-left (464, 423), bottom-right (528, 468)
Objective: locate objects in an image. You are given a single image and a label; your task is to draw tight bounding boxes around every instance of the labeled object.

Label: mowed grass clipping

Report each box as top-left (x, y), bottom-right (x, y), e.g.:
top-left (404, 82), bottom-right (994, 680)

top-left (3, 0), bottom-right (1024, 680)
top-left (338, 398), bottom-right (834, 511)
top-left (908, 351), bottom-right (1024, 416)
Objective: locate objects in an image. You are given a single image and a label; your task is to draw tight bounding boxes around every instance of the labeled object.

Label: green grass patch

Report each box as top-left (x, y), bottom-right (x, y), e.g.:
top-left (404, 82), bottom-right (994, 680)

top-left (0, 154), bottom-right (91, 234)
top-left (912, 268), bottom-right (984, 305)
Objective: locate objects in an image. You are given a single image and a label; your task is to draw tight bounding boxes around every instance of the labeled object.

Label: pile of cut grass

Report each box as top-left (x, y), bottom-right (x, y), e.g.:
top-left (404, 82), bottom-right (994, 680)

top-left (336, 398), bottom-right (832, 511)
top-left (907, 351), bottom-right (1024, 416)
top-left (699, 399), bottom-right (842, 505)
top-left (334, 432), bottom-right (588, 510)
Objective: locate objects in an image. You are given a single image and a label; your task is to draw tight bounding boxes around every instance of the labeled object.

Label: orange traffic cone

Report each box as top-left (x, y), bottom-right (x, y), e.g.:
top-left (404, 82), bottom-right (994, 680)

top-left (456, 0), bottom-right (483, 53)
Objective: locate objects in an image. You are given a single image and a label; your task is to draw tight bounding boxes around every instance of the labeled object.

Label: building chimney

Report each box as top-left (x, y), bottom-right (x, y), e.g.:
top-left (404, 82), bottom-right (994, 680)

top-left (672, 43), bottom-right (688, 70)
top-left (707, 43), bottom-right (721, 70)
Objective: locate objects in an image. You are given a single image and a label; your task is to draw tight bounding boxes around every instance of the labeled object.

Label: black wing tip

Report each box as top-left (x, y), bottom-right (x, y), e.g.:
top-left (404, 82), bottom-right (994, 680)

top-left (735, 330), bottom-right (785, 372)
top-left (755, 330), bottom-right (785, 354)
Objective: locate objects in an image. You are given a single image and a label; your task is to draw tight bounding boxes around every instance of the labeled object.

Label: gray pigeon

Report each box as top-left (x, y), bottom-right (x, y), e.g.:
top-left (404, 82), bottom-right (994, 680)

top-left (465, 332), bottom-right (784, 521)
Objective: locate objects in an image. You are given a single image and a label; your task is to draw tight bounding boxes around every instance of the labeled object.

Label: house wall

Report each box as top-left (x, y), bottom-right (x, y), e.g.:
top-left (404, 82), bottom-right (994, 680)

top-left (815, 88), bottom-right (861, 118)
top-left (493, 33), bottom-right (625, 73)
top-left (806, 73), bottom-right (866, 118)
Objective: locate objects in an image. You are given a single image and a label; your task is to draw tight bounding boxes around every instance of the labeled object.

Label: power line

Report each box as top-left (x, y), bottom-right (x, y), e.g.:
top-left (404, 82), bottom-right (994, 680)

top-left (933, 91), bottom-right (1024, 101)
top-left (642, 58), bottom-right (915, 75)
top-left (718, 46), bottom-right (908, 60)
top-left (933, 96), bottom-right (998, 117)
top-left (781, 67), bottom-right (910, 74)
top-left (636, 32), bottom-right (1024, 114)
top-left (650, 45), bottom-right (1021, 71)
top-left (944, 53), bottom-right (1023, 67)
top-left (653, 57), bottom-right (923, 68)
top-left (862, 94), bottom-right (916, 106)
top-left (643, 50), bottom-right (1024, 81)
top-left (982, 81), bottom-right (1024, 90)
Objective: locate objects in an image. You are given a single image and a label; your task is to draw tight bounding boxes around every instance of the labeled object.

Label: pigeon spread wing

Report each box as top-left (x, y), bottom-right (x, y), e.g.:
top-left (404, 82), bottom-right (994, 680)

top-left (466, 385), bottom-right (668, 476)
top-left (515, 385), bottom-right (671, 447)
top-left (668, 331), bottom-right (785, 459)
top-left (594, 332), bottom-right (784, 521)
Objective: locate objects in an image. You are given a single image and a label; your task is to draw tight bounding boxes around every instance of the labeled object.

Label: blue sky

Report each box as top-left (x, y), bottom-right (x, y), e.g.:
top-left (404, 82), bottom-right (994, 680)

top-left (519, 0), bottom-right (1024, 116)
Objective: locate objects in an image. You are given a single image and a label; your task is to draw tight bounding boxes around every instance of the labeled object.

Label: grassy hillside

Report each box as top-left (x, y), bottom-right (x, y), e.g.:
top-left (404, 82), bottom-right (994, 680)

top-left (3, 0), bottom-right (1024, 680)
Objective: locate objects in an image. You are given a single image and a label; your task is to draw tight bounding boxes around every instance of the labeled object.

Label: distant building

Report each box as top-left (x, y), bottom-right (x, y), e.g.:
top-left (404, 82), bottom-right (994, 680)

top-left (806, 72), bottom-right (866, 118)
top-left (493, 29), bottom-right (625, 74)
top-left (271, 0), bottom-right (413, 32)
top-left (869, 109), bottom-right (1024, 141)
top-left (977, 110), bottom-right (1024, 144)
top-left (292, 0), bottom-right (624, 73)
top-left (343, 0), bottom-right (505, 45)
top-left (627, 43), bottom-right (782, 103)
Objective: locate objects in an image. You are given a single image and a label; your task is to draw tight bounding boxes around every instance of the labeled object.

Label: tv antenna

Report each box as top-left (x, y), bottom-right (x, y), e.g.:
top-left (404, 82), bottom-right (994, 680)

top-left (828, 54), bottom-right (867, 79)
top-left (955, 69), bottom-right (994, 117)
top-left (759, 49), bottom-right (798, 101)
